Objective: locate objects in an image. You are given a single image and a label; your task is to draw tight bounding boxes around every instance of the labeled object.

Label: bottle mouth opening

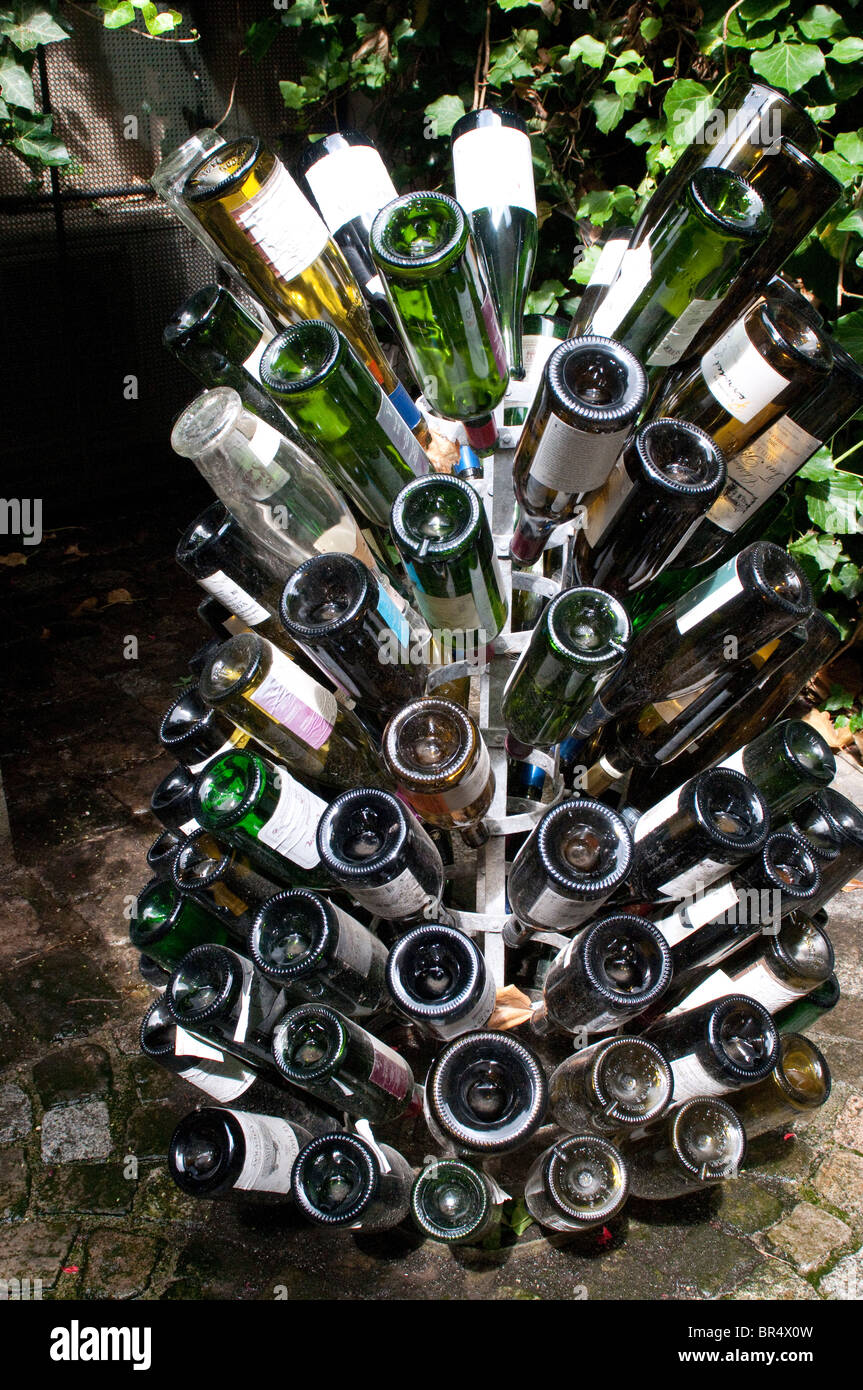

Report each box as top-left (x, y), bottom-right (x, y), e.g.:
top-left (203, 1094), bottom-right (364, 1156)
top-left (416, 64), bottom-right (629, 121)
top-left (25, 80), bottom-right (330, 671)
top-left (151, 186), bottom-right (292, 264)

top-left (430, 1033), bottom-right (546, 1151)
top-left (592, 1039), bottom-right (673, 1121)
top-left (292, 1135), bottom-right (378, 1223)
top-left (159, 688), bottom-right (217, 747)
top-left (166, 946), bottom-right (237, 1023)
top-left (272, 1006), bottom-right (344, 1080)
top-left (171, 387), bottom-right (244, 459)
top-left (140, 1001), bottom-right (177, 1057)
top-left (387, 926), bottom-right (480, 1016)
top-left (546, 1136), bottom-right (627, 1221)
top-left (147, 830), bottom-right (181, 868)
top-left (411, 1161), bottom-right (489, 1238)
top-left (760, 298), bottom-right (832, 373)
top-left (319, 790), bottom-right (407, 874)
top-left (393, 476), bottom-right (479, 557)
top-left (130, 879), bottom-right (179, 946)
top-left (774, 916), bottom-right (834, 982)
top-left (250, 891), bottom-right (329, 978)
top-left (816, 791), bottom-right (863, 848)
top-left (176, 502), bottom-right (233, 569)
top-left (280, 554), bottom-right (368, 635)
top-left (538, 799), bottom-right (633, 892)
top-left (783, 721), bottom-right (834, 780)
top-left (451, 106), bottom-right (528, 140)
top-left (708, 996), bottom-right (777, 1078)
top-left (636, 419), bottom-right (726, 495)
top-left (371, 192), bottom-right (465, 269)
top-left (547, 337), bottom-right (646, 427)
top-left (777, 1034), bottom-right (831, 1106)
top-left (672, 1099), bottom-right (746, 1179)
top-left (583, 917), bottom-right (671, 1005)
top-left (169, 1110), bottom-right (236, 1189)
top-left (764, 832), bottom-right (820, 896)
top-left (385, 701), bottom-right (474, 784)
top-left (695, 768), bottom-right (769, 848)
top-left (259, 321), bottom-right (341, 395)
top-left (198, 632), bottom-right (262, 704)
top-left (165, 284), bottom-right (223, 340)
top-left (547, 588), bottom-right (631, 667)
top-left (748, 542), bottom-right (812, 615)
top-left (184, 136), bottom-right (260, 202)
top-left (193, 749), bottom-right (264, 829)
top-left (172, 832), bottom-right (231, 890)
top-left (687, 167), bottom-right (770, 239)
top-left (151, 766), bottom-right (194, 814)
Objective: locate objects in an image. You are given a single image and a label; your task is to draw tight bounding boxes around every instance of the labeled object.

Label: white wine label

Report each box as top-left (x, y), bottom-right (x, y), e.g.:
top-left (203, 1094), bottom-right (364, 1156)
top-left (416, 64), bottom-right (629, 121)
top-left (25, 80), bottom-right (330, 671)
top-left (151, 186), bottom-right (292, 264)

top-left (230, 159), bottom-right (329, 284)
top-left (249, 646), bottom-right (337, 750)
top-left (730, 959), bottom-right (803, 1012)
top-left (720, 747), bottom-right (747, 775)
top-left (452, 124), bottom-right (537, 216)
top-left (633, 784), bottom-right (684, 842)
top-left (505, 332), bottom-right (560, 409)
top-left (333, 905), bottom-right (376, 976)
top-left (355, 866), bottom-right (431, 917)
top-left (257, 766), bottom-right (327, 869)
top-left (589, 233), bottom-right (631, 289)
top-left (375, 582), bottom-right (412, 651)
top-left (242, 329), bottom-right (274, 380)
top-left (173, 1025), bottom-right (225, 1063)
top-left (229, 1110), bottom-right (301, 1194)
top-left (232, 956), bottom-right (258, 1044)
top-left (375, 390), bottom-right (430, 476)
top-left (670, 1052), bottom-right (728, 1104)
top-left (179, 817), bottom-right (201, 836)
top-left (529, 415), bottom-right (630, 496)
top-left (187, 732), bottom-right (250, 776)
top-left (708, 415), bottom-right (821, 534)
top-left (657, 856), bottom-right (728, 900)
top-left (581, 454), bottom-right (635, 546)
top-left (303, 144), bottom-right (398, 234)
top-left (438, 741), bottom-right (492, 812)
top-left (313, 517), bottom-right (363, 557)
top-left (589, 241), bottom-right (652, 337)
top-left (669, 969), bottom-right (736, 1016)
top-left (654, 878), bottom-right (743, 946)
top-left (199, 570), bottom-right (270, 626)
top-left (675, 557), bottom-right (743, 636)
top-left (173, 1027), bottom-right (257, 1100)
top-left (653, 907), bottom-right (691, 948)
top-left (354, 1117), bottom-right (393, 1174)
top-left (701, 317), bottom-right (790, 424)
top-left (366, 273), bottom-right (385, 298)
top-left (647, 298), bottom-right (723, 367)
top-left (368, 1040), bottom-right (412, 1101)
top-left (417, 587), bottom-right (485, 632)
top-left (247, 416), bottom-right (285, 468)
top-left (526, 882), bottom-right (579, 929)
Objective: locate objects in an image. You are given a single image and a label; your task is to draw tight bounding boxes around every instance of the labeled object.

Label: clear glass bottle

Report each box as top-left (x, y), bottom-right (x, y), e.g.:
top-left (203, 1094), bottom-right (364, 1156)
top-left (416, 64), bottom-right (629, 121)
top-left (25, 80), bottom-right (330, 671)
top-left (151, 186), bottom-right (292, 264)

top-left (410, 1159), bottom-right (501, 1245)
top-left (625, 1097), bottom-right (747, 1200)
top-left (548, 1036), bottom-right (674, 1136)
top-left (385, 924), bottom-right (496, 1039)
top-left (382, 698), bottom-right (495, 849)
top-left (524, 1133), bottom-right (629, 1232)
top-left (151, 128), bottom-right (231, 268)
top-left (424, 1031), bottom-right (547, 1155)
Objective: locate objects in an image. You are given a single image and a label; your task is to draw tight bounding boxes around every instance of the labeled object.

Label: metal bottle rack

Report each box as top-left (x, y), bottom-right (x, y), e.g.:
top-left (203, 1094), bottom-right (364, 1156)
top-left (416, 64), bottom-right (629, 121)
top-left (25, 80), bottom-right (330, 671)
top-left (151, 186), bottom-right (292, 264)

top-left (422, 446), bottom-right (573, 989)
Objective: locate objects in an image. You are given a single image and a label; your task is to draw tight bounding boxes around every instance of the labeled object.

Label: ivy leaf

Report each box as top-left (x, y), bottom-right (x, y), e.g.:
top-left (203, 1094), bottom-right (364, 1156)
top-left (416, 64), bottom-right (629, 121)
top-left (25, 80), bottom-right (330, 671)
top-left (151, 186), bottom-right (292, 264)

top-left (823, 683), bottom-right (856, 711)
top-left (613, 49), bottom-right (643, 68)
top-left (829, 37), bottom-right (863, 64)
top-left (101, 1), bottom-right (135, 27)
top-left (836, 210), bottom-right (863, 235)
top-left (423, 94), bottom-right (465, 138)
top-left (577, 189), bottom-right (614, 226)
top-left (789, 531), bottom-right (845, 572)
top-left (815, 149), bottom-right (854, 181)
top-left (524, 278), bottom-right (566, 314)
top-left (243, 16), bottom-right (280, 62)
top-left (280, 0), bottom-right (321, 27)
top-left (739, 0), bottom-right (790, 19)
top-left (568, 34), bottom-right (607, 69)
top-left (279, 80), bottom-right (307, 109)
top-left (611, 66), bottom-right (652, 98)
top-left (0, 4), bottom-right (68, 50)
top-left (507, 1198), bottom-right (535, 1237)
top-left (833, 130), bottom-right (863, 166)
top-left (807, 103), bottom-right (836, 121)
top-left (806, 472), bottom-right (863, 534)
top-left (640, 17), bottom-right (662, 40)
top-left (144, 8), bottom-right (182, 36)
top-left (0, 52), bottom-right (34, 109)
top-left (571, 244), bottom-right (600, 285)
top-left (590, 90), bottom-right (625, 134)
top-left (662, 79), bottom-right (712, 150)
top-left (834, 308), bottom-right (863, 359)
top-left (828, 562), bottom-right (863, 596)
top-left (798, 447), bottom-right (836, 481)
top-left (0, 96), bottom-right (8, 120)
top-left (11, 120), bottom-right (68, 164)
top-left (799, 5), bottom-right (847, 40)
top-left (751, 43), bottom-right (825, 93)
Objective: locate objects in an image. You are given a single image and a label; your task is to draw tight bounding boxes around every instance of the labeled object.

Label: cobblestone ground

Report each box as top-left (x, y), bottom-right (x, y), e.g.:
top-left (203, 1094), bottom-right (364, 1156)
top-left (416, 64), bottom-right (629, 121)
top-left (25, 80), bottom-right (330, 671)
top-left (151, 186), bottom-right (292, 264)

top-left (1, 510), bottom-right (862, 1302)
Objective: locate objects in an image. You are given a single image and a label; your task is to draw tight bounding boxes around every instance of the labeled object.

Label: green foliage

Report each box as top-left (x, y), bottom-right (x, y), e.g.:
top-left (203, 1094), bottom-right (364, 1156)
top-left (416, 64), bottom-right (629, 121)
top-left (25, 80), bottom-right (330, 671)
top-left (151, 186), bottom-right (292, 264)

top-left (0, 3), bottom-right (69, 172)
top-left (97, 2), bottom-right (186, 37)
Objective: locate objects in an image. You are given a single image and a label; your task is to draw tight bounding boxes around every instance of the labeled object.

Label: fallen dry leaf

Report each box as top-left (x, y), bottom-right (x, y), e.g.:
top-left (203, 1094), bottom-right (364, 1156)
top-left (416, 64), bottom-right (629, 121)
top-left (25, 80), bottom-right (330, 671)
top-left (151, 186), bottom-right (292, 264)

top-left (106, 588), bottom-right (134, 606)
top-left (804, 707), bottom-right (855, 751)
top-left (71, 596), bottom-right (100, 617)
top-left (63, 543), bottom-right (89, 559)
top-left (842, 879), bottom-right (863, 892)
top-left (488, 984), bottom-right (534, 1031)
top-left (0, 552), bottom-right (28, 567)
top-left (426, 428), bottom-right (459, 474)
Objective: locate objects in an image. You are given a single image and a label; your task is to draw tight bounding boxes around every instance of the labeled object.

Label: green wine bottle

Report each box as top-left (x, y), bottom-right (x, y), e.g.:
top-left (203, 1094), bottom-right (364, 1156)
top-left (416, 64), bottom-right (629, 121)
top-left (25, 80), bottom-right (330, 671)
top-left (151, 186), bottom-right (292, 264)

top-left (129, 877), bottom-right (235, 970)
top-left (272, 1004), bottom-right (418, 1123)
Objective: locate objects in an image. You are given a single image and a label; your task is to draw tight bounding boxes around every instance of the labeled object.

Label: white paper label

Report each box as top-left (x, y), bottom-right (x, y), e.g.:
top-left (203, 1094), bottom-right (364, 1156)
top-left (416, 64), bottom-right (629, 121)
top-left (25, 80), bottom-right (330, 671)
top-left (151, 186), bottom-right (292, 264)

top-left (418, 587), bottom-right (487, 632)
top-left (452, 124), bottom-right (536, 216)
top-left (731, 959), bottom-right (803, 1012)
top-left (670, 1051), bottom-right (729, 1104)
top-left (670, 969), bottom-right (737, 1016)
top-left (582, 455), bottom-right (635, 546)
top-left (312, 517), bottom-right (363, 558)
top-left (367, 273), bottom-right (384, 298)
top-left (675, 557), bottom-right (744, 636)
top-left (173, 1026), bottom-right (256, 1100)
top-left (257, 765), bottom-right (327, 869)
top-left (249, 646), bottom-right (337, 749)
top-left (231, 159), bottom-right (329, 284)
top-left (701, 317), bottom-right (790, 424)
top-left (657, 855), bottom-right (728, 900)
top-left (355, 866), bottom-right (432, 917)
top-left (526, 882), bottom-right (579, 928)
top-left (229, 1110), bottom-right (301, 1194)
top-left (504, 332), bottom-right (561, 409)
top-left (179, 817), bottom-right (201, 836)
top-left (333, 905), bottom-right (376, 977)
top-left (375, 391), bottom-right (429, 476)
top-left (242, 330), bottom-right (274, 380)
top-left (303, 143), bottom-right (398, 233)
top-left (708, 415), bottom-right (821, 534)
top-left (720, 747), bottom-right (747, 775)
top-left (655, 878), bottom-right (741, 946)
top-left (634, 785), bottom-right (685, 843)
top-left (530, 415), bottom-right (630, 495)
top-left (233, 956), bottom-right (257, 1044)
top-left (589, 241), bottom-right (652, 338)
top-left (200, 570), bottom-right (270, 626)
top-left (438, 741), bottom-right (492, 812)
top-left (589, 234), bottom-right (631, 289)
top-left (647, 298), bottom-right (723, 368)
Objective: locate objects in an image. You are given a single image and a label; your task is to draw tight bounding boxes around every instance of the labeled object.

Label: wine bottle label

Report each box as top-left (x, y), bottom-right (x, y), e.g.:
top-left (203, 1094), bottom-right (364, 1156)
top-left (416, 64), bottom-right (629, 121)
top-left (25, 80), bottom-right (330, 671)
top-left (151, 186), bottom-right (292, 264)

top-left (227, 1109), bottom-right (301, 1194)
top-left (730, 959), bottom-right (804, 1011)
top-left (199, 570), bottom-right (270, 626)
top-left (670, 1052), bottom-right (728, 1104)
top-left (589, 233), bottom-right (631, 289)
top-left (257, 767), bottom-right (326, 869)
top-left (367, 273), bottom-right (385, 298)
top-left (525, 882), bottom-right (579, 928)
top-left (675, 556), bottom-right (743, 636)
top-left (187, 732), bottom-right (250, 776)
top-left (173, 1025), bottom-right (257, 1101)
top-left (375, 390), bottom-right (430, 475)
top-left (701, 318), bottom-right (790, 424)
top-left (633, 785), bottom-right (684, 842)
top-left (242, 329), bottom-right (274, 380)
top-left (230, 159), bottom-right (329, 284)
top-left (179, 817), bottom-right (201, 835)
top-left (449, 969), bottom-right (497, 1036)
top-left (646, 298), bottom-right (723, 368)
top-left (581, 455), bottom-right (635, 546)
top-left (720, 748), bottom-right (747, 775)
top-left (249, 647), bottom-right (337, 749)
top-left (669, 969), bottom-right (736, 1015)
top-left (707, 415), bottom-right (821, 534)
top-left (313, 517), bottom-right (363, 557)
top-left (656, 856), bottom-right (728, 900)
top-left (355, 866), bottom-right (432, 917)
top-left (529, 415), bottom-right (630, 495)
top-left (375, 582), bottom-right (412, 650)
top-left (303, 144), bottom-right (398, 234)
top-left (417, 587), bottom-right (486, 631)
top-left (368, 1039), bottom-right (412, 1101)
top-left (452, 125), bottom-right (537, 216)
top-left (655, 878), bottom-right (740, 946)
top-left (436, 741), bottom-right (492, 812)
top-left (505, 332), bottom-right (561, 409)
top-left (332, 905), bottom-right (376, 977)
top-left (589, 241), bottom-right (652, 337)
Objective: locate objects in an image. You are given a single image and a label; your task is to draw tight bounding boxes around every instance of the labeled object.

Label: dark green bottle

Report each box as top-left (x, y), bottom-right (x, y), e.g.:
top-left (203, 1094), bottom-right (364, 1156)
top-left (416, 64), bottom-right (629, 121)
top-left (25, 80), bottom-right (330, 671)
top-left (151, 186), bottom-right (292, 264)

top-left (129, 877), bottom-right (235, 970)
top-left (719, 718), bottom-right (835, 818)
top-left (171, 829), bottom-right (282, 927)
top-left (259, 319), bottom-right (429, 529)
top-left (390, 474), bottom-right (507, 643)
top-left (410, 1160), bottom-right (501, 1245)
top-left (591, 168), bottom-right (771, 367)
top-left (501, 587), bottom-right (630, 753)
top-left (272, 1004), bottom-right (418, 1123)
top-left (370, 191), bottom-right (509, 454)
